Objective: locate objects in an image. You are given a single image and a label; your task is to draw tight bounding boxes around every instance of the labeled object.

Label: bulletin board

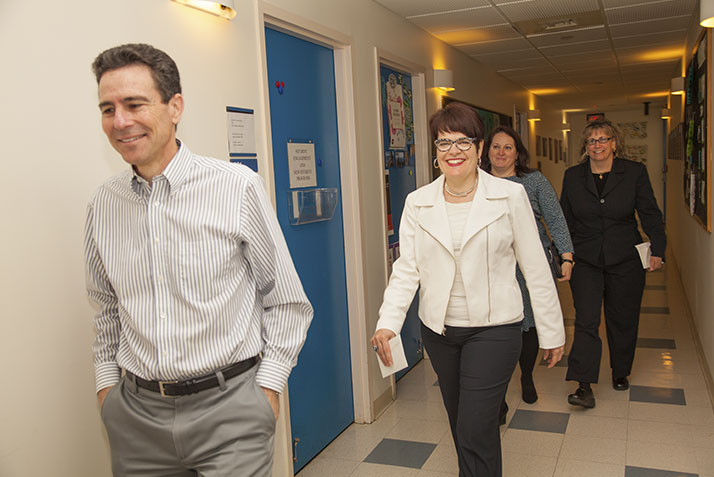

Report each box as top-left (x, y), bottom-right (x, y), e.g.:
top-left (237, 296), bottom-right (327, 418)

top-left (683, 29), bottom-right (711, 232)
top-left (441, 96), bottom-right (512, 138)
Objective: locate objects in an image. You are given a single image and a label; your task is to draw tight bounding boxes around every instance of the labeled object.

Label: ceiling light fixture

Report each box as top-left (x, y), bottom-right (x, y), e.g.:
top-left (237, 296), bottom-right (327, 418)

top-left (172, 0), bottom-right (236, 19)
top-left (671, 77), bottom-right (685, 95)
top-left (702, 0), bottom-right (714, 27)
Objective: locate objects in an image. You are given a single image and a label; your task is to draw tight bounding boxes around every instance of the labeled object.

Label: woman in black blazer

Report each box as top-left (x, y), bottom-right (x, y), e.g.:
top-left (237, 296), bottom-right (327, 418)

top-left (560, 119), bottom-right (665, 408)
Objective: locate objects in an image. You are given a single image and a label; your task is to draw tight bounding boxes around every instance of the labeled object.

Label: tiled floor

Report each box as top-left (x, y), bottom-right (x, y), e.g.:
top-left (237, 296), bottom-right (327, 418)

top-left (298, 266), bottom-right (714, 476)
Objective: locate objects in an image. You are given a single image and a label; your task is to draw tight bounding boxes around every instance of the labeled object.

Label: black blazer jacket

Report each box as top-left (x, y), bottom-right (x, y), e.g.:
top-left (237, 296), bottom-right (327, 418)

top-left (560, 158), bottom-right (666, 267)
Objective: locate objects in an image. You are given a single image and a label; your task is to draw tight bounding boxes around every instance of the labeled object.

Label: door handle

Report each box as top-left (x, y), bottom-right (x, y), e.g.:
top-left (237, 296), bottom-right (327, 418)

top-left (293, 437), bottom-right (300, 463)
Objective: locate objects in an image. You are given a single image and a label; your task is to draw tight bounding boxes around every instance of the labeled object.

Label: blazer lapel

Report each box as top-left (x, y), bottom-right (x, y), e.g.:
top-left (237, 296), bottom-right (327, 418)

top-left (461, 172), bottom-right (507, 247)
top-left (415, 175), bottom-right (454, 256)
top-left (600, 158), bottom-right (625, 197)
top-left (581, 162), bottom-right (599, 198)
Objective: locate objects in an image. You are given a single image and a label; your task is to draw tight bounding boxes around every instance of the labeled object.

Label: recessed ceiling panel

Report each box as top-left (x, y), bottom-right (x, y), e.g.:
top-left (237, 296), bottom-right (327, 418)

top-left (496, 0), bottom-right (599, 23)
top-left (605, 0), bottom-right (697, 24)
top-left (482, 56), bottom-right (551, 70)
top-left (617, 46), bottom-right (683, 65)
top-left (473, 48), bottom-right (541, 65)
top-left (609, 16), bottom-right (693, 37)
top-left (527, 25), bottom-right (607, 47)
top-left (373, 0), bottom-right (489, 18)
top-left (435, 24), bottom-right (521, 44)
top-left (613, 30), bottom-right (687, 49)
top-left (411, 6), bottom-right (506, 32)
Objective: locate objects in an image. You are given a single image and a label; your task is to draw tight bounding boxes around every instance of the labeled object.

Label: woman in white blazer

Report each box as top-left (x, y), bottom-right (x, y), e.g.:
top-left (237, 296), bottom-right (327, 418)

top-left (372, 102), bottom-right (565, 477)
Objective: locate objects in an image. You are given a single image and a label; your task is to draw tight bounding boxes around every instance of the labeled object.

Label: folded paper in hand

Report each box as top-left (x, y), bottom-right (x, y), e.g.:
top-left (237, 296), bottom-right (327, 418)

top-left (377, 334), bottom-right (408, 378)
top-left (635, 242), bottom-right (651, 269)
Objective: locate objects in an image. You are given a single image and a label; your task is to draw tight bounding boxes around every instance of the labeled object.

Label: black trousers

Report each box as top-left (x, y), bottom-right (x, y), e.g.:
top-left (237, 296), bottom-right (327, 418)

top-left (421, 321), bottom-right (522, 477)
top-left (566, 258), bottom-right (646, 383)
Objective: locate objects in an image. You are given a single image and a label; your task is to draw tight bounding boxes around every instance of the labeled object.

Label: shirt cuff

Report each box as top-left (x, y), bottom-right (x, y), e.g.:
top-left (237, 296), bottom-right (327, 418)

top-left (95, 362), bottom-right (121, 393)
top-left (255, 358), bottom-right (292, 394)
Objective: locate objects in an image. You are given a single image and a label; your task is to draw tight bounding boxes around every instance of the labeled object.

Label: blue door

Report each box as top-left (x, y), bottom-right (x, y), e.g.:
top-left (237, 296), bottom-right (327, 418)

top-left (265, 28), bottom-right (353, 473)
top-left (379, 64), bottom-right (422, 380)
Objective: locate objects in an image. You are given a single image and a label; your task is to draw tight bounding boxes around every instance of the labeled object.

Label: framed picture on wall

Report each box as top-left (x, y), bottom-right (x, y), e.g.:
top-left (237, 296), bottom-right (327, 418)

top-left (542, 137), bottom-right (548, 157)
top-left (549, 138), bottom-right (553, 161)
top-left (536, 135), bottom-right (541, 156)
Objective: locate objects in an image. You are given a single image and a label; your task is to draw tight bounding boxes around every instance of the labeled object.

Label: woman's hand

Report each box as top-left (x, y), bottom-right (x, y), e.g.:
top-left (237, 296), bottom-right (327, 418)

top-left (542, 346), bottom-right (564, 368)
top-left (557, 261), bottom-right (573, 281)
top-left (648, 256), bottom-right (663, 271)
top-left (370, 328), bottom-right (396, 366)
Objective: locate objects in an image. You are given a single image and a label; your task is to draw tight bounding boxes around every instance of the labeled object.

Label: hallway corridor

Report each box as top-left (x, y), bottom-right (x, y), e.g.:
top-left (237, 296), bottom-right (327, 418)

top-left (299, 263), bottom-right (714, 476)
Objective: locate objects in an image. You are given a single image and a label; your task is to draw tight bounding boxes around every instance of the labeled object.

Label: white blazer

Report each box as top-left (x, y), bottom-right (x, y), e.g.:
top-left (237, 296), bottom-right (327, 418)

top-left (377, 171), bottom-right (566, 350)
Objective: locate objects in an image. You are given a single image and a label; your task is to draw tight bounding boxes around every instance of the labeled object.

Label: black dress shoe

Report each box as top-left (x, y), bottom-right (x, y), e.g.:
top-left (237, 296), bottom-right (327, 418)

top-left (568, 385), bottom-right (595, 408)
top-left (499, 400), bottom-right (508, 425)
top-left (612, 376), bottom-right (629, 391)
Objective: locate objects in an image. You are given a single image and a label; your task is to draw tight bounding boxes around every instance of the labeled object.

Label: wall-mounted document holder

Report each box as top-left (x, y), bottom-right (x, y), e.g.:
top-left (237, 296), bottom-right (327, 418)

top-left (287, 188), bottom-right (338, 225)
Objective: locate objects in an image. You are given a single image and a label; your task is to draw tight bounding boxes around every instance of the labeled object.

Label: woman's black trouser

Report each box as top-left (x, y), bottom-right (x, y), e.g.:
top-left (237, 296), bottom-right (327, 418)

top-left (566, 258), bottom-right (646, 383)
top-left (421, 321), bottom-right (522, 477)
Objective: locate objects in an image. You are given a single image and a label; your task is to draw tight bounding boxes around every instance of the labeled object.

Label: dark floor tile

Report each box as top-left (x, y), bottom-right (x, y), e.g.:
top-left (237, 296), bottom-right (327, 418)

top-left (637, 338), bottom-right (676, 349)
top-left (630, 385), bottom-right (687, 405)
top-left (625, 465), bottom-right (698, 476)
top-left (507, 409), bottom-right (569, 434)
top-left (645, 285), bottom-right (667, 290)
top-left (363, 438), bottom-right (436, 469)
top-left (540, 354), bottom-right (568, 367)
top-left (641, 306), bottom-right (670, 314)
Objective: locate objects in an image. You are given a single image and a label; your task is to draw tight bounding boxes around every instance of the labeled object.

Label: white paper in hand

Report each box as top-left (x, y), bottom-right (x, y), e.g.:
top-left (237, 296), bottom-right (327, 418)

top-left (635, 242), bottom-right (651, 269)
top-left (378, 334), bottom-right (408, 378)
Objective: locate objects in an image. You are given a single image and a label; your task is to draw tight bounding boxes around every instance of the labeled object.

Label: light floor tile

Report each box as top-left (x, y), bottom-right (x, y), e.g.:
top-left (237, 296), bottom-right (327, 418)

top-left (500, 429), bottom-right (564, 457)
top-left (628, 401), bottom-right (687, 424)
top-left (695, 447), bottom-right (714, 474)
top-left (416, 470), bottom-right (458, 476)
top-left (421, 443), bottom-right (459, 474)
top-left (502, 452), bottom-right (557, 477)
top-left (626, 441), bottom-right (699, 474)
top-left (685, 405), bottom-right (714, 426)
top-left (565, 414), bottom-right (627, 440)
top-left (570, 397), bottom-right (629, 419)
top-left (554, 458), bottom-right (625, 477)
top-left (388, 399), bottom-right (448, 422)
top-left (518, 392), bottom-right (575, 413)
top-left (351, 462), bottom-right (419, 476)
top-left (689, 424), bottom-right (714, 449)
top-left (627, 420), bottom-right (696, 446)
top-left (559, 434), bottom-right (627, 464)
top-left (317, 429), bottom-right (384, 462)
top-left (297, 456), bottom-right (360, 477)
top-left (385, 418), bottom-right (449, 444)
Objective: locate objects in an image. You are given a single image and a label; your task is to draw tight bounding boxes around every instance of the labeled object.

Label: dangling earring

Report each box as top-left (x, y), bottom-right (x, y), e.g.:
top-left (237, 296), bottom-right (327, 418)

top-left (433, 157), bottom-right (439, 168)
top-left (478, 157), bottom-right (482, 168)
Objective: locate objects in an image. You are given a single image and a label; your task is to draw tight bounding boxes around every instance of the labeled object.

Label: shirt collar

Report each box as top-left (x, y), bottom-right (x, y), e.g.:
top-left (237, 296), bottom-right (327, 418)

top-left (129, 139), bottom-right (192, 197)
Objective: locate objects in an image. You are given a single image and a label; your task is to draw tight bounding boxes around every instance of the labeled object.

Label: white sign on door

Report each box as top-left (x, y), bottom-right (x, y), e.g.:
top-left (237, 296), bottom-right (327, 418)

top-left (287, 142), bottom-right (317, 189)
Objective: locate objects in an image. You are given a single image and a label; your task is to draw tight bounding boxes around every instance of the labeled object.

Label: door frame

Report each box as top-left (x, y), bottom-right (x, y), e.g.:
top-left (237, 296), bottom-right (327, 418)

top-left (257, 2), bottom-right (369, 472)
top-left (373, 49), bottom-right (429, 398)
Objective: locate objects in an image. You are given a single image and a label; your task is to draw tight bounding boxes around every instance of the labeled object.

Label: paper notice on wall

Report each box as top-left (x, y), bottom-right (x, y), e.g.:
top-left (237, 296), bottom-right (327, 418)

top-left (226, 108), bottom-right (256, 156)
top-left (386, 74), bottom-right (406, 149)
top-left (287, 142), bottom-right (317, 189)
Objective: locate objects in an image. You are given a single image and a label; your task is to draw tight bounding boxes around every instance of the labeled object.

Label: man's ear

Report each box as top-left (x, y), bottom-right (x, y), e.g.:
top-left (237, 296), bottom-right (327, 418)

top-left (169, 93), bottom-right (184, 125)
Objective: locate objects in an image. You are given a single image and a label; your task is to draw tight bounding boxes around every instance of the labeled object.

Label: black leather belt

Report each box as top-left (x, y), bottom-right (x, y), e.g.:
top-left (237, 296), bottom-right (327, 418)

top-left (128, 357), bottom-right (258, 397)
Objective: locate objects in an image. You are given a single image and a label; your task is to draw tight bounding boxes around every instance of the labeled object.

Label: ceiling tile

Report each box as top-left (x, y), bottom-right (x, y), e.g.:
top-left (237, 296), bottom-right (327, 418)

top-left (410, 6), bottom-right (506, 32)
top-left (540, 39), bottom-right (611, 56)
top-left (605, 0), bottom-right (697, 24)
top-left (480, 56), bottom-right (550, 70)
top-left (495, 0), bottom-right (599, 23)
top-left (472, 48), bottom-right (541, 64)
top-left (527, 25), bottom-right (607, 47)
top-left (616, 46), bottom-right (683, 65)
top-left (455, 37), bottom-right (532, 54)
top-left (373, 0), bottom-right (490, 18)
top-left (612, 31), bottom-right (686, 49)
top-left (608, 15), bottom-right (693, 36)
top-left (435, 24), bottom-right (521, 44)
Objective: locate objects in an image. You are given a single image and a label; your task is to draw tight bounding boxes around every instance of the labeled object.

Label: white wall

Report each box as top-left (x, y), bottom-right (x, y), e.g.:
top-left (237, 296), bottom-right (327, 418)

top-left (665, 27), bottom-right (714, 387)
top-left (0, 0), bottom-right (565, 475)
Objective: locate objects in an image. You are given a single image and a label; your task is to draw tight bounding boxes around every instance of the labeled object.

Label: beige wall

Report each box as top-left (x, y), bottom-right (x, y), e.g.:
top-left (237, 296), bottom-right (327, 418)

top-left (0, 0), bottom-right (566, 475)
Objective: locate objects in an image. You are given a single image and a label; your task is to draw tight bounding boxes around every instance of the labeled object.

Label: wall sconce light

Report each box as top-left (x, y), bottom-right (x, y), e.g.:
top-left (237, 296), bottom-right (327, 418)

top-left (527, 109), bottom-right (541, 122)
top-left (432, 69), bottom-right (455, 91)
top-left (670, 77), bottom-right (685, 95)
top-left (660, 108), bottom-right (672, 119)
top-left (172, 0), bottom-right (236, 19)
top-left (702, 0), bottom-right (714, 27)
top-left (561, 122), bottom-right (571, 131)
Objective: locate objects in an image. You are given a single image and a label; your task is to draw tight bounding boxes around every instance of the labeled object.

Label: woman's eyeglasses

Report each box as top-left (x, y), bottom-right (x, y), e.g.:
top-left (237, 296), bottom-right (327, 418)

top-left (585, 136), bottom-right (612, 146)
top-left (434, 137), bottom-right (477, 152)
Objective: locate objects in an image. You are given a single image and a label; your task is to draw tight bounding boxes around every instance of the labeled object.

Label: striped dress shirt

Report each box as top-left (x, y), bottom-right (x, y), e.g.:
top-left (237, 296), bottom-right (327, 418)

top-left (85, 142), bottom-right (313, 393)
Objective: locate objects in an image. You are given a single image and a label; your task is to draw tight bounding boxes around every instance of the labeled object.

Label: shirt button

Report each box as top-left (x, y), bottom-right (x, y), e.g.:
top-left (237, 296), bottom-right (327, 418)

top-left (154, 236), bottom-right (160, 243)
top-left (162, 350), bottom-right (168, 357)
top-left (157, 275), bottom-right (164, 283)
top-left (600, 198), bottom-right (605, 203)
top-left (154, 201), bottom-right (161, 207)
top-left (160, 312), bottom-right (167, 320)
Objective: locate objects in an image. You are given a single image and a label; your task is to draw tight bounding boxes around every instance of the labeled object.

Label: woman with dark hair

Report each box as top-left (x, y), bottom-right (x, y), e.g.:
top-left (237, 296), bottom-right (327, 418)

top-left (482, 126), bottom-right (573, 419)
top-left (561, 119), bottom-right (665, 409)
top-left (371, 103), bottom-right (565, 476)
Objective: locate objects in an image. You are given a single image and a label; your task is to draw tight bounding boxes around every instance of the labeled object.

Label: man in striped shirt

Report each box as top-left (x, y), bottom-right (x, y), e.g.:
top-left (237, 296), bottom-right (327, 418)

top-left (85, 43), bottom-right (313, 476)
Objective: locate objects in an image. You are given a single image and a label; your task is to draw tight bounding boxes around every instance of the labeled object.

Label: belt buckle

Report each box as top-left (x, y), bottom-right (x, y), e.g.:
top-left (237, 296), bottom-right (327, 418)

top-left (158, 380), bottom-right (178, 398)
